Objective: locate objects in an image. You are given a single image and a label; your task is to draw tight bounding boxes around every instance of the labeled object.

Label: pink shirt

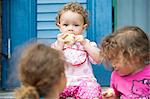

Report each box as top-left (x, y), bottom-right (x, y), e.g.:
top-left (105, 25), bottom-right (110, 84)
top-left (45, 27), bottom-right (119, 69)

top-left (111, 64), bottom-right (150, 99)
top-left (52, 39), bottom-right (99, 85)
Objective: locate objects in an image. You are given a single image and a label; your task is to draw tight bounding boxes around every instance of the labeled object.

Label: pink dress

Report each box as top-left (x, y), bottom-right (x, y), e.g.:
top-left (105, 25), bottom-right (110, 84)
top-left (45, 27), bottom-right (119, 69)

top-left (111, 64), bottom-right (150, 99)
top-left (52, 39), bottom-right (102, 99)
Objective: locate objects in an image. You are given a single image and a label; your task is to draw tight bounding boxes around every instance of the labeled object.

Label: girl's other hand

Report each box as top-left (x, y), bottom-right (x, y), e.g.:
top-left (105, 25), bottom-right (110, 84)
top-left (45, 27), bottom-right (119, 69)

top-left (56, 33), bottom-right (68, 50)
top-left (75, 35), bottom-right (86, 45)
top-left (63, 34), bottom-right (75, 45)
top-left (57, 33), bottom-right (68, 42)
top-left (102, 88), bottom-right (117, 99)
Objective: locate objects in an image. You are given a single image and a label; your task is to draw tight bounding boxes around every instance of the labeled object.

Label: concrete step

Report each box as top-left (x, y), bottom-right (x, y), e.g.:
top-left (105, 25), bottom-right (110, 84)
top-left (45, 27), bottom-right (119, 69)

top-left (0, 87), bottom-right (108, 99)
top-left (0, 92), bottom-right (14, 99)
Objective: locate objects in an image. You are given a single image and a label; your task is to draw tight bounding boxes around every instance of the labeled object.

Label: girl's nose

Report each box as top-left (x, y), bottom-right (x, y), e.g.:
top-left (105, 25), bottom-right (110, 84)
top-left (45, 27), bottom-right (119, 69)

top-left (68, 25), bottom-right (73, 31)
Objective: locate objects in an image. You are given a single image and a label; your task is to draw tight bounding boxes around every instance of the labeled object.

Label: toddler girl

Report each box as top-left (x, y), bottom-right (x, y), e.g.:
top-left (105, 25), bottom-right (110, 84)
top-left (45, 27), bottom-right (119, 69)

top-left (101, 26), bottom-right (150, 99)
top-left (52, 2), bottom-right (102, 99)
top-left (15, 44), bottom-right (67, 99)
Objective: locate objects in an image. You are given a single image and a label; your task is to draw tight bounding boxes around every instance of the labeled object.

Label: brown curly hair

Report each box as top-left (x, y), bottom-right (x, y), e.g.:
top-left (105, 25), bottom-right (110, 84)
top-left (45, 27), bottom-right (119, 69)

top-left (15, 44), bottom-right (66, 99)
top-left (101, 26), bottom-right (149, 66)
top-left (56, 2), bottom-right (89, 25)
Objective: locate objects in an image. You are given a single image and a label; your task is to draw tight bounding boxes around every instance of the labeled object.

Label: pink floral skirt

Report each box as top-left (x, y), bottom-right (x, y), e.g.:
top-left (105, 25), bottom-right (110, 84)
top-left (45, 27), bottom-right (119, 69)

top-left (60, 78), bottom-right (102, 99)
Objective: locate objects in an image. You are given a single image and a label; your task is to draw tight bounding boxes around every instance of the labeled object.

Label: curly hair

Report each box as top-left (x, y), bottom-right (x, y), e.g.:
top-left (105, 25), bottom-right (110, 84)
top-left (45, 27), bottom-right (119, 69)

top-left (56, 2), bottom-right (89, 25)
top-left (15, 44), bottom-right (66, 99)
top-left (102, 26), bottom-right (149, 65)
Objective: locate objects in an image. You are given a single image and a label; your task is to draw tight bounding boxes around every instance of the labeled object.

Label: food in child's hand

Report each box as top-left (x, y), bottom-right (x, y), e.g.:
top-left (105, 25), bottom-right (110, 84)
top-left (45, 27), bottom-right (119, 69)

top-left (64, 34), bottom-right (75, 45)
top-left (107, 88), bottom-right (115, 96)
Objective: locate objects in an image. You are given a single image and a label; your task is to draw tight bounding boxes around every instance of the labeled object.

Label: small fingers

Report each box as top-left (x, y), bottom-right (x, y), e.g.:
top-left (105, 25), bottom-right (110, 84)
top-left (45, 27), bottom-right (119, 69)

top-left (102, 88), bottom-right (115, 98)
top-left (75, 35), bottom-right (84, 42)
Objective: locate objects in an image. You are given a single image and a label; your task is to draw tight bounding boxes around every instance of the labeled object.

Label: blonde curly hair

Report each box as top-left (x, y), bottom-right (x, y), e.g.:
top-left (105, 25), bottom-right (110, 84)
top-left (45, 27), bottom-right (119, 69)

top-left (56, 2), bottom-right (89, 25)
top-left (101, 26), bottom-right (149, 66)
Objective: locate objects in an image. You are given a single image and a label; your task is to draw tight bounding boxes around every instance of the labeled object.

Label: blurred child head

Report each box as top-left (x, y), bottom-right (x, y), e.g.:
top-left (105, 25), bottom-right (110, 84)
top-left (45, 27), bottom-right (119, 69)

top-left (101, 26), bottom-right (149, 76)
top-left (56, 2), bottom-right (88, 35)
top-left (15, 43), bottom-right (67, 99)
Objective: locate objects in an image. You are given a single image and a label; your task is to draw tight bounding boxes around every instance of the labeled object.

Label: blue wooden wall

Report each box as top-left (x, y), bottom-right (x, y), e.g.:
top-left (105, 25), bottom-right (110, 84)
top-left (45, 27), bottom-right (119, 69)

top-left (2, 0), bottom-right (112, 88)
top-left (87, 0), bottom-right (112, 86)
top-left (2, 0), bottom-right (36, 88)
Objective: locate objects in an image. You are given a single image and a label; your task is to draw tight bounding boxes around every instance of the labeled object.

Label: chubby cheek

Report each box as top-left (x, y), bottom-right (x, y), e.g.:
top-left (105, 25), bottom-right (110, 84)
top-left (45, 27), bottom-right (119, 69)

top-left (75, 29), bottom-right (84, 35)
top-left (60, 28), bottom-right (67, 33)
top-left (74, 32), bottom-right (81, 35)
top-left (118, 67), bottom-right (130, 76)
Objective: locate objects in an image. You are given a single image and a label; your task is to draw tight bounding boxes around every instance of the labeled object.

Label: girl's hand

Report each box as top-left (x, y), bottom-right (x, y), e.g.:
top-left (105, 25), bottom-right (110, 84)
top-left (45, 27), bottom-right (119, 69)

top-left (63, 34), bottom-right (75, 45)
top-left (56, 33), bottom-right (68, 50)
top-left (102, 88), bottom-right (118, 99)
top-left (75, 35), bottom-right (86, 45)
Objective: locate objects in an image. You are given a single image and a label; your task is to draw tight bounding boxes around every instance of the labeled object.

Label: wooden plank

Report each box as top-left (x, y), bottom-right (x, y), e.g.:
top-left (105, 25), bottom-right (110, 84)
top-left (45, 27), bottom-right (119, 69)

top-left (37, 38), bottom-right (56, 44)
top-left (37, 0), bottom-right (86, 4)
top-left (37, 4), bottom-right (86, 13)
top-left (37, 13), bottom-right (57, 21)
top-left (37, 21), bottom-right (58, 30)
top-left (87, 0), bottom-right (112, 86)
top-left (37, 30), bottom-right (59, 38)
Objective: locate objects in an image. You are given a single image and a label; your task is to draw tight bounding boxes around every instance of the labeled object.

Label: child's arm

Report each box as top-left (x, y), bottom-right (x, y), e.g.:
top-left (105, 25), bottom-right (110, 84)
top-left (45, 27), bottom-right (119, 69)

top-left (75, 35), bottom-right (101, 63)
top-left (83, 41), bottom-right (101, 63)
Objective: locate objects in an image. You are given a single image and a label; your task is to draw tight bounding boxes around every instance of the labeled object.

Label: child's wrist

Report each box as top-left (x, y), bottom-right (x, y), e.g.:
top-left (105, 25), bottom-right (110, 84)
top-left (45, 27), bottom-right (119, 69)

top-left (56, 41), bottom-right (64, 50)
top-left (80, 39), bottom-right (86, 45)
top-left (82, 40), bottom-right (89, 48)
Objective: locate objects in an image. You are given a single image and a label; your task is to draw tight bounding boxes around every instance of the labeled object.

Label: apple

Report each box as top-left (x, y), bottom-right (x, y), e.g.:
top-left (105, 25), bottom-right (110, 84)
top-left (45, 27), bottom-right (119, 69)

top-left (107, 88), bottom-right (115, 96)
top-left (64, 34), bottom-right (75, 45)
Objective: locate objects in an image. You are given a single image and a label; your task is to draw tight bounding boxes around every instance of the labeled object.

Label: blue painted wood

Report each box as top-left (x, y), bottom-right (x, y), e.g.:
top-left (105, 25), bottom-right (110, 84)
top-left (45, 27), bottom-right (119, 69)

top-left (37, 21), bottom-right (58, 30)
top-left (37, 0), bottom-right (86, 4)
top-left (38, 38), bottom-right (57, 44)
top-left (2, 0), bottom-right (36, 89)
top-left (1, 0), bottom-right (10, 89)
top-left (37, 4), bottom-right (86, 13)
top-left (10, 0), bottom-right (36, 50)
top-left (37, 30), bottom-right (60, 38)
top-left (37, 13), bottom-right (57, 21)
top-left (87, 0), bottom-right (112, 86)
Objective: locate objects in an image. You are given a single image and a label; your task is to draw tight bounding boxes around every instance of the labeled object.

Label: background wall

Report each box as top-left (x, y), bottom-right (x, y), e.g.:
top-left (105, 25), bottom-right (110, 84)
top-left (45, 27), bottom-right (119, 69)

top-left (117, 0), bottom-right (150, 34)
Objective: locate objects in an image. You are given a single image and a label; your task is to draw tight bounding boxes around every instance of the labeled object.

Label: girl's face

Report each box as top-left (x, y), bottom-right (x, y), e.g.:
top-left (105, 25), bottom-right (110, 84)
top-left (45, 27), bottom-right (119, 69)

top-left (57, 11), bottom-right (87, 35)
top-left (111, 52), bottom-right (141, 76)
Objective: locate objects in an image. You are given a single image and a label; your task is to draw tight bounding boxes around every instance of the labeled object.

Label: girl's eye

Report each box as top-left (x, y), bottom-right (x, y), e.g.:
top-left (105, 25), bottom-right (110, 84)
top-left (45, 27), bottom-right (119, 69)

top-left (63, 24), bottom-right (68, 26)
top-left (74, 24), bottom-right (79, 26)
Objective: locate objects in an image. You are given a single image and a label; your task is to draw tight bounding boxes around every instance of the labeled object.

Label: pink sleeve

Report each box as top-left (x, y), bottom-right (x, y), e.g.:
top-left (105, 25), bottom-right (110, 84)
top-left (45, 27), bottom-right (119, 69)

top-left (110, 71), bottom-right (120, 97)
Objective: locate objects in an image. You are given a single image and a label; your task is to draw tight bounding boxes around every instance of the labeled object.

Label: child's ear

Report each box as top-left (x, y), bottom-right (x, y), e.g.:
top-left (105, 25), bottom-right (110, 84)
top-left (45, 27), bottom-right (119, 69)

top-left (83, 24), bottom-right (88, 29)
top-left (56, 23), bottom-right (60, 27)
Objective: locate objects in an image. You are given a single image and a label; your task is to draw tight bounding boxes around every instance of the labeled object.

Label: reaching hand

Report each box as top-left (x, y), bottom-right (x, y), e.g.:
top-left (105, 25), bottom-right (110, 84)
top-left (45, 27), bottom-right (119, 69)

top-left (102, 88), bottom-right (118, 99)
top-left (56, 33), bottom-right (67, 50)
top-left (75, 35), bottom-right (86, 45)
